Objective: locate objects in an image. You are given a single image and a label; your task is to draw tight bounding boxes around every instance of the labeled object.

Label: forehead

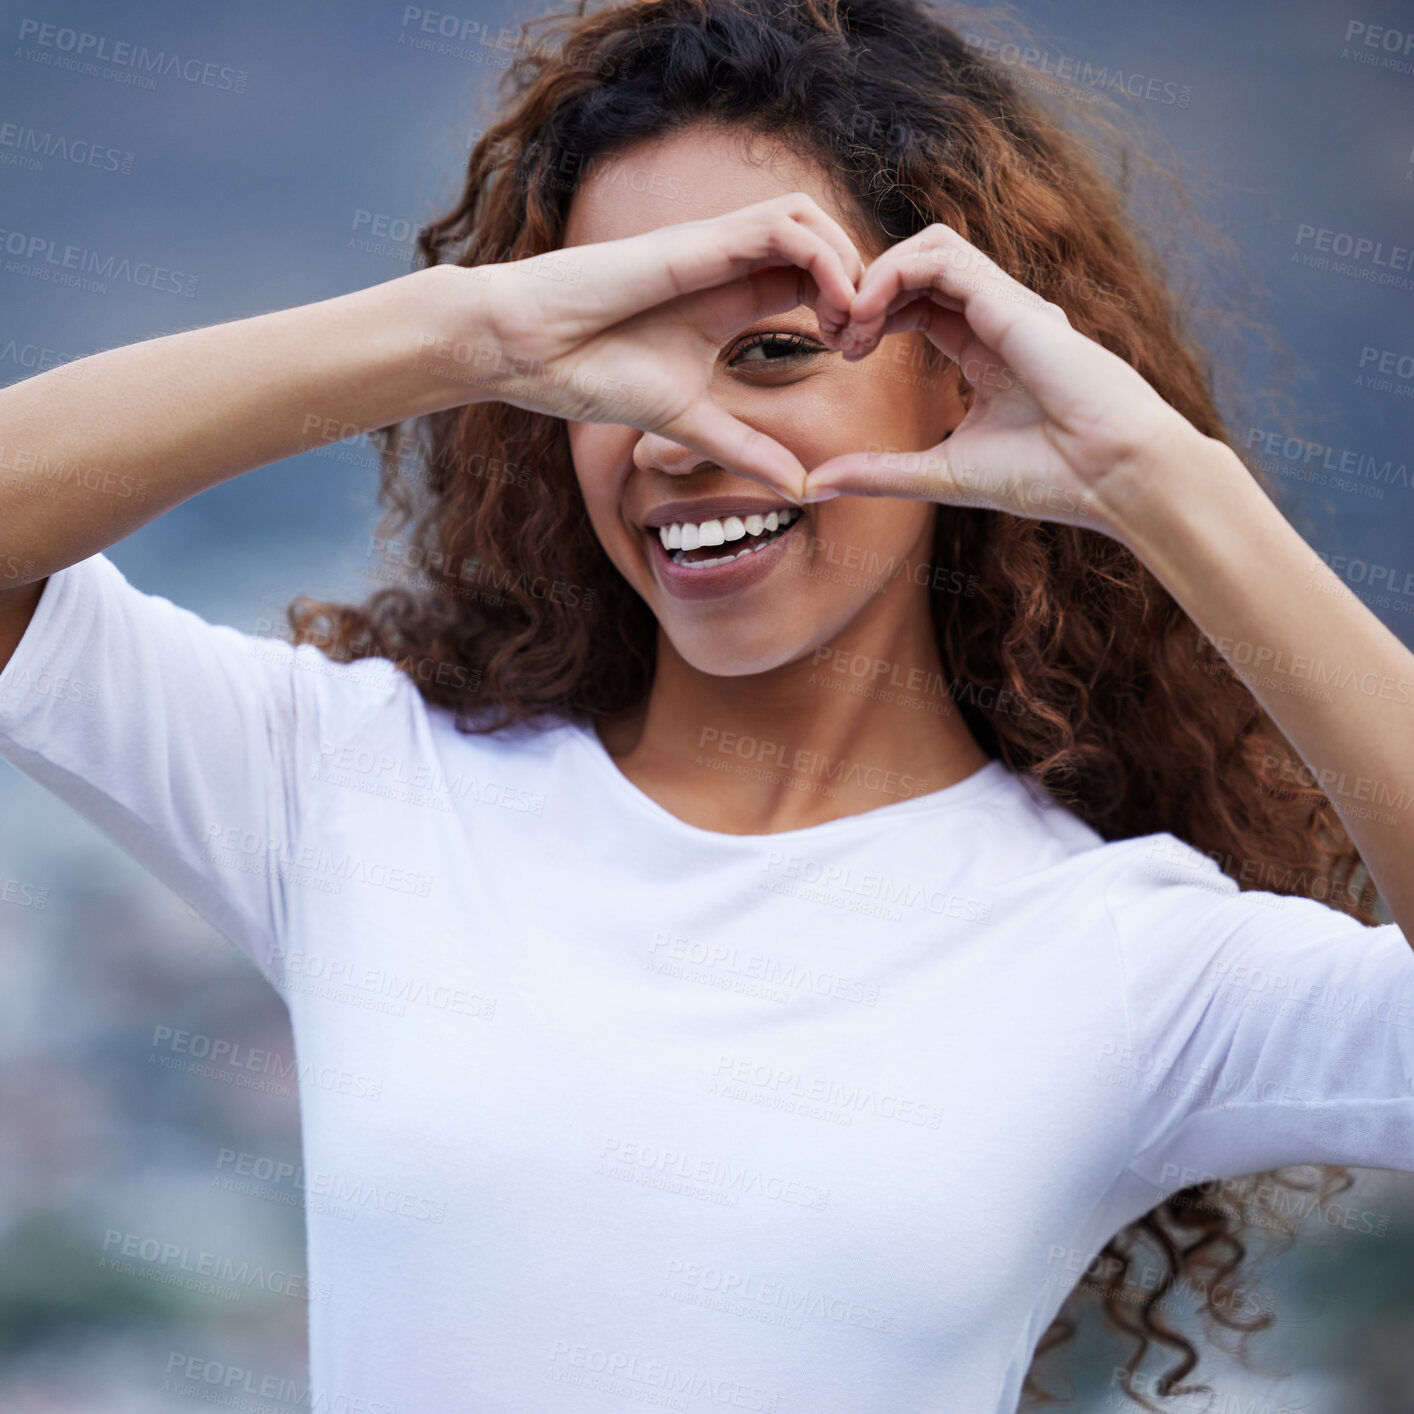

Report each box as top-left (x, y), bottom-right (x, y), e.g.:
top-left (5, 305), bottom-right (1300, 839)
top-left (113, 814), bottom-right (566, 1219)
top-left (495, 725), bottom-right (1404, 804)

top-left (561, 123), bottom-right (867, 250)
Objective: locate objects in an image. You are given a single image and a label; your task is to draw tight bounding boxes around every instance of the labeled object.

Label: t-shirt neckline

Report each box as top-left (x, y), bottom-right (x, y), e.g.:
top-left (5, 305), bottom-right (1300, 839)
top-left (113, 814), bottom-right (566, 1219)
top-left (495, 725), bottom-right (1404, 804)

top-left (566, 718), bottom-right (1010, 843)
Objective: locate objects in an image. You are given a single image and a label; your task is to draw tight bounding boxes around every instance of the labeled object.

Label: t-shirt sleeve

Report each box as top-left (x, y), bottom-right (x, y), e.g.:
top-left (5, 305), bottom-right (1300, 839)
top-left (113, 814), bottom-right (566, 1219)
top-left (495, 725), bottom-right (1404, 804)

top-left (0, 552), bottom-right (407, 993)
top-left (1104, 834), bottom-right (1414, 1192)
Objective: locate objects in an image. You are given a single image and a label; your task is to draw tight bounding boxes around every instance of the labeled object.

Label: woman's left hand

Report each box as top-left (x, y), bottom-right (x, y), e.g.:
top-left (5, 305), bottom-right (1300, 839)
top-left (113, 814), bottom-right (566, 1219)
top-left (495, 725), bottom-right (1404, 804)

top-left (802, 222), bottom-right (1204, 538)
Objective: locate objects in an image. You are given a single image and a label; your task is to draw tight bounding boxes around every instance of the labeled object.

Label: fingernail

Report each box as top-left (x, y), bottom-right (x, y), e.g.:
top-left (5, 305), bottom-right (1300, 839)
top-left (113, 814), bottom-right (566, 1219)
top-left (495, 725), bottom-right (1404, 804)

top-left (802, 486), bottom-right (840, 503)
top-left (842, 331), bottom-right (876, 361)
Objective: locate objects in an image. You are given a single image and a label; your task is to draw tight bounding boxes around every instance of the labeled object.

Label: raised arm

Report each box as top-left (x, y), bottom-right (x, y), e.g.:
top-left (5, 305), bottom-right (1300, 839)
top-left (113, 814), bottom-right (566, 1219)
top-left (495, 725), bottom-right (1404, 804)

top-left (0, 191), bottom-right (868, 669)
top-left (0, 261), bottom-right (480, 663)
top-left (804, 221), bottom-right (1414, 933)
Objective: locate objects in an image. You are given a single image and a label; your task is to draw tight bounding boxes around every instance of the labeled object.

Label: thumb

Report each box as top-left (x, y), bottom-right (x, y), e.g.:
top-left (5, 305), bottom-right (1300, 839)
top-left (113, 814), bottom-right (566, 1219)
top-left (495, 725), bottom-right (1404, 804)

top-left (668, 397), bottom-right (808, 504)
top-left (803, 445), bottom-right (955, 503)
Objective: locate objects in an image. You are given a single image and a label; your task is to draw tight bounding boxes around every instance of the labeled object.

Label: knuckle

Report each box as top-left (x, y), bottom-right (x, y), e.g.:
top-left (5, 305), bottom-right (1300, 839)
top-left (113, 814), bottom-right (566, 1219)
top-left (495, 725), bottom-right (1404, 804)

top-left (777, 191), bottom-right (816, 217)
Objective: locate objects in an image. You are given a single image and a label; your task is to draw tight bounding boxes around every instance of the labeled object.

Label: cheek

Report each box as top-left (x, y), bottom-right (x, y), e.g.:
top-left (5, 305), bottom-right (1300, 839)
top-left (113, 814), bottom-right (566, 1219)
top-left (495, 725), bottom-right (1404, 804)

top-left (809, 496), bottom-right (934, 575)
top-left (759, 345), bottom-right (950, 461)
top-left (850, 342), bottom-right (954, 439)
top-left (565, 424), bottom-right (658, 590)
top-left (567, 422), bottom-right (630, 525)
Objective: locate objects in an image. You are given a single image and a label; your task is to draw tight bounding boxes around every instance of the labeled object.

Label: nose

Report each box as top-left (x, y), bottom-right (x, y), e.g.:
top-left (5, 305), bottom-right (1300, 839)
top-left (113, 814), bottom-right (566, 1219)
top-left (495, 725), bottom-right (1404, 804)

top-left (631, 429), bottom-right (718, 479)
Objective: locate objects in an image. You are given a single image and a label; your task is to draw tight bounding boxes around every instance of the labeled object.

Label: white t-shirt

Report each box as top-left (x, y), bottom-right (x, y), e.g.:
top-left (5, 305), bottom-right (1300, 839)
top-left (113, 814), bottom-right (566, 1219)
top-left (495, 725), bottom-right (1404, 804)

top-left (3, 551), bottom-right (1413, 1414)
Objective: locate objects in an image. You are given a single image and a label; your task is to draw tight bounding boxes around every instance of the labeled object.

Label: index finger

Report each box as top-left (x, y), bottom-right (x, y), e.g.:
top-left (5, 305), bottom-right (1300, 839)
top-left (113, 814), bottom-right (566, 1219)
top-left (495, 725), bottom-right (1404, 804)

top-left (598, 193), bottom-right (865, 338)
top-left (684, 264), bottom-right (850, 348)
top-left (660, 394), bottom-right (808, 505)
top-left (847, 225), bottom-right (1056, 366)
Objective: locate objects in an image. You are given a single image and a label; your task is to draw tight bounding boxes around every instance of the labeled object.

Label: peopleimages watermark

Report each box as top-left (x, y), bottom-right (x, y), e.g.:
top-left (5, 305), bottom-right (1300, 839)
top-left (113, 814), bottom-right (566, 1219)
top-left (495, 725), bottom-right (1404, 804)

top-left (1102, 1368), bottom-right (1305, 1414)
top-left (1241, 428), bottom-right (1408, 502)
top-left (1142, 834), bottom-right (1383, 910)
top-left (0, 442), bottom-right (149, 500)
top-left (759, 851), bottom-right (994, 924)
top-left (963, 31), bottom-right (1192, 108)
top-left (544, 1337), bottom-right (783, 1412)
top-left (1154, 1163), bottom-right (1392, 1237)
top-left (859, 440), bottom-right (1100, 519)
top-left (396, 5), bottom-right (617, 76)
top-left (806, 643), bottom-right (1038, 723)
top-left (1358, 344), bottom-right (1414, 383)
top-left (531, 147), bottom-right (697, 204)
top-left (593, 1131), bottom-right (830, 1211)
top-left (1291, 222), bottom-right (1414, 290)
top-left (214, 1147), bottom-right (449, 1223)
top-left (162, 1351), bottom-right (395, 1413)
top-left (100, 1229), bottom-right (329, 1303)
top-left (200, 821), bottom-right (435, 899)
top-left (779, 527), bottom-right (979, 598)
top-left (708, 1054), bottom-right (944, 1129)
top-left (149, 1024), bottom-right (384, 1101)
top-left (1044, 1244), bottom-right (1274, 1324)
top-left (2, 664), bottom-right (99, 706)
top-left (298, 410), bottom-right (538, 489)
top-left (366, 532), bottom-right (597, 613)
top-left (696, 725), bottom-right (929, 800)
top-left (250, 606), bottom-right (465, 691)
top-left (397, 5), bottom-right (527, 66)
top-left (1205, 635), bottom-right (1413, 704)
top-left (313, 742), bottom-right (542, 818)
top-left (647, 930), bottom-right (881, 1007)
top-left (349, 211), bottom-right (588, 275)
top-left (1209, 957), bottom-right (1413, 1034)
top-left (412, 330), bottom-right (647, 411)
top-left (662, 1255), bottom-right (896, 1333)
top-left (0, 554), bottom-right (34, 582)
top-left (269, 941), bottom-right (499, 1019)
top-left (1093, 1042), bottom-right (1298, 1109)
top-left (14, 18), bottom-right (248, 92)
top-left (1312, 547), bottom-right (1414, 602)
top-left (1, 876), bottom-right (47, 908)
top-left (0, 227), bottom-right (197, 296)
top-left (1339, 20), bottom-right (1414, 75)
top-left (0, 338), bottom-right (80, 375)
top-left (0, 119), bottom-right (133, 175)
top-left (1260, 748), bottom-right (1411, 820)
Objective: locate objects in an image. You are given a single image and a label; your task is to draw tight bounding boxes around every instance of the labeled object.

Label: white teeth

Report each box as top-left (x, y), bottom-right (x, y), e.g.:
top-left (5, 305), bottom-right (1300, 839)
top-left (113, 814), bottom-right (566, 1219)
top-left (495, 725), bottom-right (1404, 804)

top-left (653, 506), bottom-right (801, 568)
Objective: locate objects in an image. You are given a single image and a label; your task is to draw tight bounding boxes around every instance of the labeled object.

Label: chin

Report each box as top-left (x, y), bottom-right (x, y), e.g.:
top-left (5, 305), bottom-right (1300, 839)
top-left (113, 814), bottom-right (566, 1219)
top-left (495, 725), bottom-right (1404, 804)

top-left (657, 604), bottom-right (847, 680)
top-left (665, 632), bottom-right (804, 679)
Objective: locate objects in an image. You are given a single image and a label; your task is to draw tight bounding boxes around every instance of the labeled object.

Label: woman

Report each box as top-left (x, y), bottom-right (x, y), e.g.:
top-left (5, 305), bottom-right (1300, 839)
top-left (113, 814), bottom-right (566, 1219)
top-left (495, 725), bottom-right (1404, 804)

top-left (1, 0), bottom-right (1411, 1409)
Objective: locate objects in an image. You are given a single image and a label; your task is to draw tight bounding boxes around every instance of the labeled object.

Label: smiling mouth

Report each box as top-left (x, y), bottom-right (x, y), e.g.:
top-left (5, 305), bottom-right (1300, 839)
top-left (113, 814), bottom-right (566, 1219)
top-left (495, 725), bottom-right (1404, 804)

top-left (650, 507), bottom-right (803, 569)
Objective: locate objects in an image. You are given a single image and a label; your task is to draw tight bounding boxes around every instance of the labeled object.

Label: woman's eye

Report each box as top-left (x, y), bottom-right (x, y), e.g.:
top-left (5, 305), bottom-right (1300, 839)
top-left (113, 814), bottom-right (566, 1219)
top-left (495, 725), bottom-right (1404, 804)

top-left (728, 332), bottom-right (826, 367)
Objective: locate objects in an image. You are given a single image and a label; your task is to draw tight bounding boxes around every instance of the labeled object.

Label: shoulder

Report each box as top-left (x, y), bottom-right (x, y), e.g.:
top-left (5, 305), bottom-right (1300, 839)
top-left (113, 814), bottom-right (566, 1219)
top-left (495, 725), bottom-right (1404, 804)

top-left (960, 765), bottom-right (1236, 903)
top-left (335, 682), bottom-right (583, 776)
top-left (1085, 829), bottom-right (1394, 1015)
top-left (968, 769), bottom-right (1350, 946)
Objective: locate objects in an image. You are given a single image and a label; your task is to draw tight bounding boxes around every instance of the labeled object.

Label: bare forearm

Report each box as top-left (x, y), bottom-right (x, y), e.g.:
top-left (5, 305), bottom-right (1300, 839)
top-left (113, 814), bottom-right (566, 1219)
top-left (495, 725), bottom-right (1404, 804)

top-left (0, 262), bottom-right (481, 583)
top-left (1106, 431), bottom-right (1414, 931)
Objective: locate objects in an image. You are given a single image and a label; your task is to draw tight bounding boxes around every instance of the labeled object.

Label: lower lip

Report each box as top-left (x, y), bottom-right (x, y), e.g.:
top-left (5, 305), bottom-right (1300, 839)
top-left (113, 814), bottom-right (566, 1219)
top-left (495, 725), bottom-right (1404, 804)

top-left (649, 517), bottom-right (805, 601)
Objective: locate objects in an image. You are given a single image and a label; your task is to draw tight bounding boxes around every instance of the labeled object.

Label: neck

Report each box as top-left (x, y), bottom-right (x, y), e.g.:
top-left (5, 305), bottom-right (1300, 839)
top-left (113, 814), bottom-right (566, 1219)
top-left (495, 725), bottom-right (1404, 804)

top-left (597, 583), bottom-right (991, 835)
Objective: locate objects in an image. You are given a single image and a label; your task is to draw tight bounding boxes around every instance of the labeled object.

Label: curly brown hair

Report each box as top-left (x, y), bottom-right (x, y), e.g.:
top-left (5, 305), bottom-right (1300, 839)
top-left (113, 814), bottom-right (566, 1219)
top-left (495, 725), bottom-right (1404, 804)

top-left (288, 0), bottom-right (1385, 1405)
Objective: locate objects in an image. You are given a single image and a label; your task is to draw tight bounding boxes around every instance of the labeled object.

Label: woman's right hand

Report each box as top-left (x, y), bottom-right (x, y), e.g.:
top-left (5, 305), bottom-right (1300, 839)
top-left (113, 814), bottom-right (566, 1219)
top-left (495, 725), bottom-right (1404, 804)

top-left (431, 193), bottom-right (866, 501)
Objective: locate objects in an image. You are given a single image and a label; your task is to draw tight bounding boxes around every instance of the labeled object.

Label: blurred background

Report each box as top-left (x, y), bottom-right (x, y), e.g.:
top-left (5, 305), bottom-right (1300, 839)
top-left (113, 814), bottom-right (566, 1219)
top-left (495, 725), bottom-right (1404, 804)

top-left (1, 0), bottom-right (1412, 1408)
